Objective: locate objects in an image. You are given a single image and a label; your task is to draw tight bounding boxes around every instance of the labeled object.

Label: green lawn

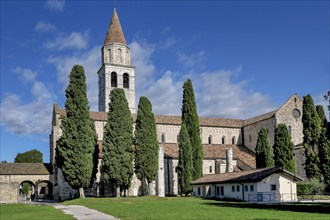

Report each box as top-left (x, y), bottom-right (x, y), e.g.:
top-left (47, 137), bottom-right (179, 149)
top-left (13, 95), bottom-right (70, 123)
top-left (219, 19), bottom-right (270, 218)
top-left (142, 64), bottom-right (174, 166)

top-left (0, 203), bottom-right (75, 220)
top-left (64, 196), bottom-right (330, 220)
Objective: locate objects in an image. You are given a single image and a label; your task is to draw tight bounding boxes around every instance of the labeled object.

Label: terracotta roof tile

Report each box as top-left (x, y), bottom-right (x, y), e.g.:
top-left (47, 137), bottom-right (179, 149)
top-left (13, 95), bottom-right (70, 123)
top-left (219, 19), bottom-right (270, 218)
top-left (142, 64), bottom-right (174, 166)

top-left (0, 163), bottom-right (52, 175)
top-left (104, 8), bottom-right (126, 45)
top-left (191, 167), bottom-right (302, 184)
top-left (162, 144), bottom-right (256, 168)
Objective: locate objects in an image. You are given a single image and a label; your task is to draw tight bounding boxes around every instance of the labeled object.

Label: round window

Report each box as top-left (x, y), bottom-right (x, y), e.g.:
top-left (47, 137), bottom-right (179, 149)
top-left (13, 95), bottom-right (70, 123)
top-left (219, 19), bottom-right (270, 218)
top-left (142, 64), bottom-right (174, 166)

top-left (292, 109), bottom-right (301, 118)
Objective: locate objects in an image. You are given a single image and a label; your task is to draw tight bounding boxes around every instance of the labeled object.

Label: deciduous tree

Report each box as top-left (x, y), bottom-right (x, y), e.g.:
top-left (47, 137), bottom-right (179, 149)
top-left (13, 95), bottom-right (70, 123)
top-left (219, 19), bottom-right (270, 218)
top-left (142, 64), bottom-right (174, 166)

top-left (14, 149), bottom-right (43, 163)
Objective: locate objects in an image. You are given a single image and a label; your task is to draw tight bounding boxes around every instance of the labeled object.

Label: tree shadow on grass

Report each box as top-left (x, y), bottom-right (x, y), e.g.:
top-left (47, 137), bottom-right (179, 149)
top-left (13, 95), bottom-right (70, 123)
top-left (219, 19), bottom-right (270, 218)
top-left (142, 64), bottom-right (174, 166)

top-left (203, 199), bottom-right (330, 214)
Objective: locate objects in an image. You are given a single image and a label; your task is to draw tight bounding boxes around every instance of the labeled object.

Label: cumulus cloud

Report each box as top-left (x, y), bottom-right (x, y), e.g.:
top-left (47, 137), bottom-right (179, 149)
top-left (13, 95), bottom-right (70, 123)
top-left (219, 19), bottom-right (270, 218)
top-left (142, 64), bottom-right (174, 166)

top-left (176, 51), bottom-right (205, 67)
top-left (44, 31), bottom-right (89, 51)
top-left (34, 21), bottom-right (56, 32)
top-left (47, 46), bottom-right (101, 111)
top-left (0, 72), bottom-right (54, 135)
top-left (45, 0), bottom-right (65, 12)
top-left (12, 67), bottom-right (37, 83)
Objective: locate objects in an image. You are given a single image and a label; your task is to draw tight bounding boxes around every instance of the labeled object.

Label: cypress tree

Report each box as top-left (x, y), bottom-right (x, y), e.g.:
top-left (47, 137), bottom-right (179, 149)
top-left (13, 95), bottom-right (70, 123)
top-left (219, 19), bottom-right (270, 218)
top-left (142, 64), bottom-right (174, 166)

top-left (255, 128), bottom-right (274, 168)
top-left (181, 79), bottom-right (203, 180)
top-left (102, 88), bottom-right (133, 196)
top-left (318, 130), bottom-right (330, 185)
top-left (316, 105), bottom-right (328, 130)
top-left (178, 123), bottom-right (193, 195)
top-left (273, 124), bottom-right (296, 173)
top-left (302, 94), bottom-right (322, 179)
top-left (134, 96), bottom-right (159, 195)
top-left (56, 65), bottom-right (96, 198)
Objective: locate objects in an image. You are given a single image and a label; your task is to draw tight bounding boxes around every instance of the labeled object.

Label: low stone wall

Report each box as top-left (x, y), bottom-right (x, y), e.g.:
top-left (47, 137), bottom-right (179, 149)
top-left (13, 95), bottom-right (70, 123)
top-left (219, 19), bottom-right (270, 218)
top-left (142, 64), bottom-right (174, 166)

top-left (0, 182), bottom-right (19, 203)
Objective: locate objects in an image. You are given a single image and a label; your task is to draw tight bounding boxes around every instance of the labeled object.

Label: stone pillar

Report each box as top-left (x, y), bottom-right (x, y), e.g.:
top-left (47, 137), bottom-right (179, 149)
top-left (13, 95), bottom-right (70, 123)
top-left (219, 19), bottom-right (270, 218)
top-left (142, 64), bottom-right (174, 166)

top-left (157, 146), bottom-right (165, 197)
top-left (226, 148), bottom-right (233, 173)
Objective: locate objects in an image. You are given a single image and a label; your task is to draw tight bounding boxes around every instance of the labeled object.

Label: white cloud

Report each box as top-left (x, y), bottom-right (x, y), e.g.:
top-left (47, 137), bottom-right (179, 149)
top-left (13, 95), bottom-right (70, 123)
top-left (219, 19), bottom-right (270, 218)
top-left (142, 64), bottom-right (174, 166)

top-left (0, 78), bottom-right (54, 135)
top-left (314, 93), bottom-right (330, 120)
top-left (160, 37), bottom-right (178, 49)
top-left (45, 0), bottom-right (65, 12)
top-left (176, 51), bottom-right (206, 67)
top-left (34, 21), bottom-right (56, 32)
top-left (47, 46), bottom-right (101, 111)
top-left (12, 67), bottom-right (37, 83)
top-left (44, 31), bottom-right (89, 51)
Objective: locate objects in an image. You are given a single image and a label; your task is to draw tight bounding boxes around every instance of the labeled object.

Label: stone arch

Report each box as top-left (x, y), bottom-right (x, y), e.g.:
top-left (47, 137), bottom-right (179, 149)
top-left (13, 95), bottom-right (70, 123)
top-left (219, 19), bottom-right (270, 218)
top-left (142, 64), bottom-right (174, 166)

top-left (19, 180), bottom-right (35, 201)
top-left (37, 180), bottom-right (53, 200)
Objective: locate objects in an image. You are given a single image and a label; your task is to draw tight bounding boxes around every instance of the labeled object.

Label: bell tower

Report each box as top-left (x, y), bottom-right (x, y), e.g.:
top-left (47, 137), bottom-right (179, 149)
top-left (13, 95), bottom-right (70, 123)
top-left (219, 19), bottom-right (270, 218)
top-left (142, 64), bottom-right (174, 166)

top-left (98, 7), bottom-right (136, 113)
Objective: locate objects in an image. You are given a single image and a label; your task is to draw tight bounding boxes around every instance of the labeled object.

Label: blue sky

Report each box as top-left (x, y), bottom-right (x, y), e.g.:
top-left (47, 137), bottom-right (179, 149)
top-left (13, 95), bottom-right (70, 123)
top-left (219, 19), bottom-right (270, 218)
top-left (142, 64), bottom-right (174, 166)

top-left (1, 0), bottom-right (329, 163)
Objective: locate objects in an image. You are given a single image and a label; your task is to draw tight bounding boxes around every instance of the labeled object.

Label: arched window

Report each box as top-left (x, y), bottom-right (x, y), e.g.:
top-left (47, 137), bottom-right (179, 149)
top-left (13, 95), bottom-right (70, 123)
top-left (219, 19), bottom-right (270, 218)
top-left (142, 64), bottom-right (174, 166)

top-left (232, 136), bottom-right (236, 144)
top-left (288, 126), bottom-right (292, 134)
top-left (117, 48), bottom-right (122, 63)
top-left (249, 134), bottom-right (252, 142)
top-left (208, 135), bottom-right (212, 144)
top-left (209, 166), bottom-right (212, 173)
top-left (123, 73), bottom-right (129, 88)
top-left (177, 134), bottom-right (180, 143)
top-left (108, 49), bottom-right (111, 63)
top-left (222, 136), bottom-right (226, 144)
top-left (111, 72), bottom-right (117, 87)
top-left (126, 50), bottom-right (129, 64)
top-left (161, 133), bottom-right (166, 143)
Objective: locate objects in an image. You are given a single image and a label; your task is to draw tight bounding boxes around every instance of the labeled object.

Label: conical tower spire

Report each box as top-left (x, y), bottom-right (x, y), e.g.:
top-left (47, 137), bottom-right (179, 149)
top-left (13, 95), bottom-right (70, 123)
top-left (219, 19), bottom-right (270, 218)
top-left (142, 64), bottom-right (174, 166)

top-left (104, 7), bottom-right (126, 45)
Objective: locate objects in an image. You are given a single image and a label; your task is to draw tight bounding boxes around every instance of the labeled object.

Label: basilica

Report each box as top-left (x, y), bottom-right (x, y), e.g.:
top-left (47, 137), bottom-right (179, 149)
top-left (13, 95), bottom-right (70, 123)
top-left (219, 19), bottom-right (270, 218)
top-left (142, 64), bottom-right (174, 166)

top-left (45, 8), bottom-right (306, 200)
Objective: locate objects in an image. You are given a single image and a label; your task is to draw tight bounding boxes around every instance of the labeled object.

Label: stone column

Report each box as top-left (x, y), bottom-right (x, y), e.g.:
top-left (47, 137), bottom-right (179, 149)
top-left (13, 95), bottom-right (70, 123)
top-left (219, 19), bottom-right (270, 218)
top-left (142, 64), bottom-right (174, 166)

top-left (157, 146), bottom-right (165, 197)
top-left (226, 148), bottom-right (233, 173)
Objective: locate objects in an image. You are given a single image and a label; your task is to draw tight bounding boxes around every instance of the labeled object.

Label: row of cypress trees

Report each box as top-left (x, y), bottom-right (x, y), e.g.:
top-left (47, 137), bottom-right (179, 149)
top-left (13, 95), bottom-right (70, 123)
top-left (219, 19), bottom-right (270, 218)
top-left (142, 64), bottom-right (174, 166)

top-left (56, 65), bottom-right (159, 197)
top-left (255, 94), bottom-right (330, 186)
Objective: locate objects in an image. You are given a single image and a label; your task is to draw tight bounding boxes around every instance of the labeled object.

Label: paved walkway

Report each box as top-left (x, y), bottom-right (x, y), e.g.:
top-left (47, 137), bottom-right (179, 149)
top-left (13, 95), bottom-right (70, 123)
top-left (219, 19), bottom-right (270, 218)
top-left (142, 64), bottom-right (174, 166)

top-left (20, 200), bottom-right (118, 220)
top-left (52, 203), bottom-right (118, 220)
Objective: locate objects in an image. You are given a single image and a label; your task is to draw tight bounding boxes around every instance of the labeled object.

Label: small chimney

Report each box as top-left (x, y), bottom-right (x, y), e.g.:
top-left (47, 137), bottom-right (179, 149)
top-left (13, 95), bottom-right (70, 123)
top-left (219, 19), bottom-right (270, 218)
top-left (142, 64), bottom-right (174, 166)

top-left (226, 148), bottom-right (233, 173)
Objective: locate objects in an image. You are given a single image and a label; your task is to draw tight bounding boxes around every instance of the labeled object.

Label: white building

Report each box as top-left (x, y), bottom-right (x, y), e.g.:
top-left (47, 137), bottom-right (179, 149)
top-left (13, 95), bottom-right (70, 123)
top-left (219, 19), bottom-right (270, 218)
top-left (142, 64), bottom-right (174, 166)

top-left (191, 167), bottom-right (303, 202)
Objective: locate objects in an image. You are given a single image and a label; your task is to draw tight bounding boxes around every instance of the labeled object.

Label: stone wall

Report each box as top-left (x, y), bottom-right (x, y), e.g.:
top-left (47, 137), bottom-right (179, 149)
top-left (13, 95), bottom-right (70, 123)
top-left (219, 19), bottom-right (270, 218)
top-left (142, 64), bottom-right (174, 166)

top-left (201, 127), bottom-right (242, 145)
top-left (0, 182), bottom-right (19, 203)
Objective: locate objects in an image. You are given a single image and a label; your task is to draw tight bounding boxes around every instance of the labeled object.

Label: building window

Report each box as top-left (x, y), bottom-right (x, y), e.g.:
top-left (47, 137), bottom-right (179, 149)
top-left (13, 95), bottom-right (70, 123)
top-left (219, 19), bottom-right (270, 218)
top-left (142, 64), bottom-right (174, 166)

top-left (250, 185), bottom-right (254, 192)
top-left (108, 49), bottom-right (111, 62)
top-left (209, 166), bottom-right (212, 173)
top-left (208, 135), bottom-right (212, 144)
top-left (271, 184), bottom-right (277, 191)
top-left (232, 136), bottom-right (236, 144)
top-left (220, 186), bottom-right (224, 196)
top-left (161, 133), bottom-right (165, 143)
top-left (117, 48), bottom-right (122, 63)
top-left (123, 73), bottom-right (129, 88)
top-left (198, 187), bottom-right (201, 196)
top-left (216, 186), bottom-right (220, 196)
top-left (208, 188), bottom-right (211, 196)
top-left (177, 134), bottom-right (180, 143)
top-left (288, 126), bottom-right (292, 135)
top-left (232, 186), bottom-right (235, 192)
top-left (111, 72), bottom-right (117, 87)
top-left (222, 136), bottom-right (226, 144)
top-left (249, 134), bottom-right (252, 142)
top-left (245, 185), bottom-right (248, 192)
top-left (236, 185), bottom-right (240, 192)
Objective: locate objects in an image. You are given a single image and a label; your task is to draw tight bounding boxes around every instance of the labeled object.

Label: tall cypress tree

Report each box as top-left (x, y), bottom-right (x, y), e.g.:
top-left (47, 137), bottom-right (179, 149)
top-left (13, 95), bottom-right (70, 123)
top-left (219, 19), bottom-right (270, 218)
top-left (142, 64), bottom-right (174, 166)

top-left (102, 89), bottom-right (133, 196)
top-left (255, 128), bottom-right (274, 168)
top-left (178, 123), bottom-right (193, 195)
top-left (181, 79), bottom-right (203, 180)
top-left (273, 124), bottom-right (296, 173)
top-left (134, 96), bottom-right (159, 195)
top-left (302, 94), bottom-right (321, 179)
top-left (318, 130), bottom-right (330, 185)
top-left (56, 65), bottom-right (96, 198)
top-left (316, 105), bottom-right (328, 130)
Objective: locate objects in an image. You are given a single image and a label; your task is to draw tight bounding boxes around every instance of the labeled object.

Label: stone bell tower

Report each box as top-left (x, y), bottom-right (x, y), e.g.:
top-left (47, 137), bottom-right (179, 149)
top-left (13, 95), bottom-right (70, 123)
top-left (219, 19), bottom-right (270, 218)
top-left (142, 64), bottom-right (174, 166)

top-left (98, 7), bottom-right (136, 113)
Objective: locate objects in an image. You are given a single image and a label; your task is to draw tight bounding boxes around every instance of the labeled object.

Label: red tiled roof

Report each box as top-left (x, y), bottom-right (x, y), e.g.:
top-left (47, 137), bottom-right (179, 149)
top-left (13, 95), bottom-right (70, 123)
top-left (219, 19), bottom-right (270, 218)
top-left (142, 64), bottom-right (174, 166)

top-left (191, 167), bottom-right (302, 185)
top-left (162, 144), bottom-right (256, 168)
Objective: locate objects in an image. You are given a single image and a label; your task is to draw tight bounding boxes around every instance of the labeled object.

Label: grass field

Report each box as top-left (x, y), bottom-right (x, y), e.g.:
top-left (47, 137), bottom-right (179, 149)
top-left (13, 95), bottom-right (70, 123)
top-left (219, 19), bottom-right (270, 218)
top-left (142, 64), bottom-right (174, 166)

top-left (0, 203), bottom-right (75, 220)
top-left (64, 196), bottom-right (330, 220)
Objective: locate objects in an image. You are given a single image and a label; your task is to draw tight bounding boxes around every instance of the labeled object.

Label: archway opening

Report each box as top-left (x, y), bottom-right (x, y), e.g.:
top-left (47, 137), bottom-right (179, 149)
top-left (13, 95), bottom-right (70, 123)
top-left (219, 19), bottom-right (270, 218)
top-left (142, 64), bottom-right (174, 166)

top-left (19, 181), bottom-right (35, 201)
top-left (37, 180), bottom-right (53, 200)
